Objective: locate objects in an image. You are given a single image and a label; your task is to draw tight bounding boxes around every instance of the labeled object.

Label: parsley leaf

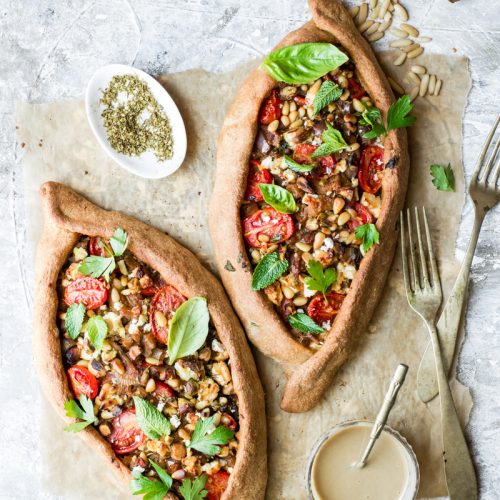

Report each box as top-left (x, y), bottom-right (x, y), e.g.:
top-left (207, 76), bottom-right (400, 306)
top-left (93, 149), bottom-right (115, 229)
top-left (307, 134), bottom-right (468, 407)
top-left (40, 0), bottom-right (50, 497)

top-left (386, 95), bottom-right (416, 131)
top-left (78, 256), bottom-right (115, 281)
top-left (283, 155), bottom-right (315, 173)
top-left (355, 223), bottom-right (380, 253)
top-left (360, 107), bottom-right (387, 139)
top-left (313, 80), bottom-right (343, 114)
top-left (86, 316), bottom-right (108, 352)
top-left (304, 259), bottom-right (336, 297)
top-left (251, 252), bottom-right (289, 291)
top-left (288, 313), bottom-right (323, 334)
top-left (430, 163), bottom-right (455, 192)
top-left (64, 395), bottom-right (97, 432)
top-left (131, 460), bottom-right (172, 500)
top-left (188, 416), bottom-right (234, 456)
top-left (311, 124), bottom-right (348, 158)
top-left (133, 396), bottom-right (171, 440)
top-left (65, 303), bottom-right (86, 339)
top-left (110, 227), bottom-right (129, 256)
top-left (179, 475), bottom-right (208, 500)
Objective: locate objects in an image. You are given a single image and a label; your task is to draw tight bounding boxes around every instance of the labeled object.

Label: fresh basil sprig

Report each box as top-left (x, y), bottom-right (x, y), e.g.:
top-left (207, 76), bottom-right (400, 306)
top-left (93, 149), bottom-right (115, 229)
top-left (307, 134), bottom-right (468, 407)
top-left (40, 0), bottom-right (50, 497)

top-left (311, 124), bottom-right (348, 158)
top-left (251, 252), bottom-right (289, 291)
top-left (261, 42), bottom-right (349, 84)
top-left (65, 303), bottom-right (86, 339)
top-left (188, 416), bottom-right (234, 456)
top-left (355, 223), bottom-right (380, 253)
top-left (179, 475), bottom-right (208, 500)
top-left (131, 460), bottom-right (172, 500)
top-left (86, 315), bottom-right (108, 352)
top-left (64, 395), bottom-right (97, 433)
top-left (167, 297), bottom-right (210, 364)
top-left (313, 80), bottom-right (342, 114)
top-left (133, 396), bottom-right (171, 440)
top-left (283, 155), bottom-right (315, 173)
top-left (430, 163), bottom-right (455, 192)
top-left (304, 260), bottom-right (336, 297)
top-left (288, 313), bottom-right (323, 334)
top-left (258, 184), bottom-right (297, 214)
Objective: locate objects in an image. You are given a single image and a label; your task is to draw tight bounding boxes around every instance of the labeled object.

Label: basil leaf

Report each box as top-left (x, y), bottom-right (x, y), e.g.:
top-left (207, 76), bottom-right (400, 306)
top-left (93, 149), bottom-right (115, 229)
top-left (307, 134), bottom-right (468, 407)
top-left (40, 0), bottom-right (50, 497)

top-left (167, 297), bottom-right (210, 364)
top-left (430, 163), bottom-right (455, 192)
top-left (258, 184), bottom-right (297, 214)
top-left (288, 313), bottom-right (323, 334)
top-left (110, 227), bottom-right (129, 256)
top-left (65, 303), bottom-right (86, 339)
top-left (133, 396), bottom-right (171, 440)
top-left (78, 255), bottom-right (115, 281)
top-left (86, 316), bottom-right (108, 352)
top-left (386, 95), bottom-right (416, 131)
top-left (179, 475), bottom-right (208, 500)
top-left (283, 155), bottom-right (315, 173)
top-left (188, 416), bottom-right (234, 456)
top-left (355, 223), bottom-right (380, 253)
top-left (261, 42), bottom-right (349, 84)
top-left (313, 81), bottom-right (342, 114)
top-left (251, 252), bottom-right (289, 291)
top-left (311, 124), bottom-right (348, 158)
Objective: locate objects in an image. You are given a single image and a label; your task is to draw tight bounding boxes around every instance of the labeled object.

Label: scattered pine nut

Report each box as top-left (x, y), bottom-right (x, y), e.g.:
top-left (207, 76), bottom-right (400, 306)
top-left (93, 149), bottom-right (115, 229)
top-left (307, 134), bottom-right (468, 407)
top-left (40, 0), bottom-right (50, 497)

top-left (408, 72), bottom-right (421, 86)
top-left (400, 23), bottom-right (419, 37)
top-left (379, 14), bottom-right (392, 31)
top-left (357, 3), bottom-right (369, 24)
top-left (367, 31), bottom-right (384, 42)
top-left (416, 36), bottom-right (432, 43)
top-left (390, 39), bottom-right (412, 48)
top-left (390, 28), bottom-right (409, 38)
top-left (419, 74), bottom-right (430, 97)
top-left (428, 74), bottom-right (436, 94)
top-left (388, 2), bottom-right (394, 12)
top-left (370, 0), bottom-right (378, 8)
top-left (407, 46), bottom-right (424, 59)
top-left (409, 86), bottom-right (419, 102)
top-left (402, 43), bottom-right (420, 53)
top-left (358, 19), bottom-right (374, 33)
top-left (434, 79), bottom-right (442, 96)
top-left (379, 0), bottom-right (391, 18)
top-left (411, 65), bottom-right (427, 75)
top-left (349, 5), bottom-right (360, 17)
top-left (388, 76), bottom-right (405, 95)
top-left (370, 5), bottom-right (380, 19)
top-left (365, 22), bottom-right (381, 35)
top-left (394, 4), bottom-right (409, 21)
top-left (393, 51), bottom-right (407, 66)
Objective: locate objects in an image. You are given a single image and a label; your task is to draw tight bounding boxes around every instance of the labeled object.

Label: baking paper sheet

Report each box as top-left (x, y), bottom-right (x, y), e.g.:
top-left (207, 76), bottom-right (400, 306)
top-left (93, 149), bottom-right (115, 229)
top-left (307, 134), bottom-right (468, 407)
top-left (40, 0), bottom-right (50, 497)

top-left (16, 52), bottom-right (471, 499)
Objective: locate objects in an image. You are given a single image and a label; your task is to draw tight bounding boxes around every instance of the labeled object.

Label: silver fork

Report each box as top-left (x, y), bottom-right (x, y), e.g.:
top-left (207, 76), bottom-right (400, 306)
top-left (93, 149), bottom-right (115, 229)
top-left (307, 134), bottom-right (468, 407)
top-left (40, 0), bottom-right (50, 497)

top-left (401, 207), bottom-right (478, 500)
top-left (418, 114), bottom-right (500, 403)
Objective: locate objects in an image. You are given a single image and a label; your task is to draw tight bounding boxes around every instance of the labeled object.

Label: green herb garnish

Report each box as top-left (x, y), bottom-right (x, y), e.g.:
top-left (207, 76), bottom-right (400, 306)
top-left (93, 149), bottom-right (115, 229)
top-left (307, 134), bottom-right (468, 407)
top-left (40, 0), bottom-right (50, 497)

top-left (131, 460), bottom-right (172, 500)
top-left (311, 124), bottom-right (349, 158)
top-left (288, 313), bottom-right (323, 334)
top-left (283, 155), bottom-right (315, 173)
top-left (188, 416), bottom-right (234, 456)
top-left (430, 163), bottom-right (455, 192)
top-left (313, 80), bottom-right (343, 114)
top-left (304, 259), bottom-right (336, 297)
top-left (258, 184), bottom-right (298, 214)
top-left (110, 227), bottom-right (129, 256)
top-left (65, 303), bottom-right (86, 339)
top-left (133, 396), bottom-right (171, 440)
top-left (179, 475), bottom-right (208, 500)
top-left (86, 315), bottom-right (108, 352)
top-left (64, 395), bottom-right (97, 433)
top-left (355, 223), bottom-right (380, 253)
top-left (251, 252), bottom-right (289, 291)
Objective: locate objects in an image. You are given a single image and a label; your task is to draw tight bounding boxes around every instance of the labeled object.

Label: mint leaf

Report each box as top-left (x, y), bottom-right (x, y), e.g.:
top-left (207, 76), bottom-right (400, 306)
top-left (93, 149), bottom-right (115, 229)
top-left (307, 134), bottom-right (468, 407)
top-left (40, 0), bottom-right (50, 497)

top-left (310, 142), bottom-right (338, 159)
top-left (64, 395), bottom-right (96, 433)
top-left (188, 416), bottom-right (234, 456)
top-left (258, 184), bottom-right (297, 214)
top-left (167, 297), bottom-right (210, 364)
top-left (86, 316), bottom-right (108, 352)
top-left (304, 260), bottom-right (336, 296)
top-left (179, 475), bottom-right (208, 500)
top-left (313, 80), bottom-right (342, 114)
top-left (386, 95), bottom-right (416, 131)
top-left (283, 155), bottom-right (315, 173)
top-left (110, 227), bottom-right (129, 257)
top-left (430, 163), bottom-right (455, 192)
top-left (311, 124), bottom-right (348, 158)
top-left (288, 313), bottom-right (323, 334)
top-left (355, 223), bottom-right (380, 253)
top-left (79, 256), bottom-right (115, 281)
top-left (133, 396), bottom-right (171, 440)
top-left (251, 252), bottom-right (289, 291)
top-left (65, 303), bottom-right (86, 339)
top-left (131, 460), bottom-right (172, 500)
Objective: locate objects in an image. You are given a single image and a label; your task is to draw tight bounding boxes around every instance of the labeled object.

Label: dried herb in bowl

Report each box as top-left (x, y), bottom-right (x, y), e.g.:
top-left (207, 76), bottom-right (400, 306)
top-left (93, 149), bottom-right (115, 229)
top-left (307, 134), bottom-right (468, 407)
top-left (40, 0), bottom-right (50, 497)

top-left (100, 74), bottom-right (174, 161)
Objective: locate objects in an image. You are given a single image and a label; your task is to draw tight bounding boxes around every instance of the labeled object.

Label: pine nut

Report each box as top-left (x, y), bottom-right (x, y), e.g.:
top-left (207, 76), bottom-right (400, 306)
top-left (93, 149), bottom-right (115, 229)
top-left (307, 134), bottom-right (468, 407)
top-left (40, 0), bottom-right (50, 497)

top-left (356, 3), bottom-right (368, 24)
top-left (408, 72), bottom-right (420, 86)
top-left (394, 4), bottom-right (408, 21)
top-left (340, 89), bottom-right (350, 101)
top-left (99, 424), bottom-right (111, 437)
top-left (358, 20), bottom-right (374, 33)
top-left (370, 5), bottom-right (380, 19)
top-left (379, 15), bottom-right (392, 32)
top-left (301, 252), bottom-right (312, 264)
top-left (296, 242), bottom-right (312, 252)
top-left (146, 378), bottom-right (156, 393)
top-left (251, 249), bottom-right (261, 262)
top-left (349, 5), bottom-right (359, 17)
top-left (367, 31), bottom-right (384, 42)
top-left (428, 74), bottom-right (436, 95)
top-left (258, 234), bottom-right (270, 242)
top-left (365, 22), bottom-right (380, 35)
top-left (348, 142), bottom-right (360, 152)
top-left (370, 0), bottom-right (377, 8)
top-left (352, 98), bottom-right (366, 113)
top-left (282, 286), bottom-right (296, 299)
top-left (155, 310), bottom-right (167, 327)
top-left (390, 39), bottom-right (412, 48)
top-left (120, 275), bottom-right (128, 287)
top-left (416, 36), bottom-right (432, 43)
top-left (268, 120), bottom-right (279, 132)
top-left (145, 357), bottom-right (161, 366)
top-left (289, 110), bottom-right (298, 122)
top-left (409, 86), bottom-right (419, 102)
top-left (337, 212), bottom-right (351, 226)
top-left (390, 28), bottom-right (408, 38)
top-left (402, 43), bottom-right (420, 53)
top-left (434, 79), bottom-right (442, 96)
top-left (388, 77), bottom-right (405, 95)
top-left (293, 296), bottom-right (308, 307)
top-left (281, 115), bottom-right (290, 127)
top-left (419, 74), bottom-right (430, 97)
top-left (282, 101), bottom-right (290, 116)
top-left (111, 288), bottom-right (120, 303)
top-left (407, 46), bottom-right (424, 59)
top-left (333, 197), bottom-right (346, 214)
top-left (411, 65), bottom-right (426, 75)
top-left (379, 0), bottom-right (391, 18)
top-left (267, 244), bottom-right (278, 253)
top-left (112, 359), bottom-right (125, 375)
top-left (289, 101), bottom-right (297, 112)
top-left (400, 23), bottom-right (419, 37)
top-left (338, 75), bottom-right (348, 89)
top-left (298, 107), bottom-right (306, 117)
top-left (313, 232), bottom-right (326, 250)
top-left (289, 119), bottom-right (303, 130)
top-left (393, 51), bottom-right (407, 66)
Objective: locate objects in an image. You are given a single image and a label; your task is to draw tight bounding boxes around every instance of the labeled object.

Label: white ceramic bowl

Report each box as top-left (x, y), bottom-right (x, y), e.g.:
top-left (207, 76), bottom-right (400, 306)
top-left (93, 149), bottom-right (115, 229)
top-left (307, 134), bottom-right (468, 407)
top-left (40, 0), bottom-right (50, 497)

top-left (85, 64), bottom-right (187, 179)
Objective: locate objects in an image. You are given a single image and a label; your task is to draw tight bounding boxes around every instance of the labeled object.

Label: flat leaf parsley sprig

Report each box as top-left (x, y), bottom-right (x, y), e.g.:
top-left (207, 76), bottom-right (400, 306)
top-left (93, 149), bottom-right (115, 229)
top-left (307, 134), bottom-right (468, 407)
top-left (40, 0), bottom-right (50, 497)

top-left (64, 395), bottom-right (97, 433)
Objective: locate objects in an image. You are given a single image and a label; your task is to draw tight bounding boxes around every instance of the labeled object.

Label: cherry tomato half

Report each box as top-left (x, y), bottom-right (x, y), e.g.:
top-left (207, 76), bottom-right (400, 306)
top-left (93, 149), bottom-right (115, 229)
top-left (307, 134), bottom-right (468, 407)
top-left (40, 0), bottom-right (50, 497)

top-left (221, 413), bottom-right (237, 431)
top-left (293, 143), bottom-right (318, 164)
top-left (140, 285), bottom-right (159, 297)
top-left (67, 365), bottom-right (98, 399)
top-left (258, 90), bottom-right (282, 125)
top-left (359, 146), bottom-right (384, 194)
top-left (154, 381), bottom-right (175, 400)
top-left (293, 95), bottom-right (307, 106)
top-left (64, 277), bottom-right (108, 310)
top-left (108, 409), bottom-right (146, 455)
top-left (150, 285), bottom-right (187, 344)
top-left (307, 292), bottom-right (346, 325)
top-left (88, 237), bottom-right (112, 257)
top-left (244, 160), bottom-right (273, 202)
top-left (242, 207), bottom-right (295, 249)
top-left (206, 471), bottom-right (230, 500)
top-left (347, 201), bottom-right (374, 230)
top-left (348, 78), bottom-right (366, 100)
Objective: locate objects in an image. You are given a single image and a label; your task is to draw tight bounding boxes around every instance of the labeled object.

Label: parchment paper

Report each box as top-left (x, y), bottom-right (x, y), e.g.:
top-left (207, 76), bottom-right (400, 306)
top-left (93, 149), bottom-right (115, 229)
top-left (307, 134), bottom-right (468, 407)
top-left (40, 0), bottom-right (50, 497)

top-left (17, 53), bottom-right (471, 499)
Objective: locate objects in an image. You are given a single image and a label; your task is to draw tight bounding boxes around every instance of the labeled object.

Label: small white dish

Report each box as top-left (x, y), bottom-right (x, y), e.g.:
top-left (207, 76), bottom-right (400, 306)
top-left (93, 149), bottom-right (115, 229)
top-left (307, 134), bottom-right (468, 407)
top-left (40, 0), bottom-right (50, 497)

top-left (85, 64), bottom-right (187, 179)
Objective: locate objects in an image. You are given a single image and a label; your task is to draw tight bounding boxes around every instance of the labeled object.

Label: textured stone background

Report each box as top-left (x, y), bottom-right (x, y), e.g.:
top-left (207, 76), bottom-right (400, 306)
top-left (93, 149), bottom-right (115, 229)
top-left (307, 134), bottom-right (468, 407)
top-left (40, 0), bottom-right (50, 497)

top-left (0, 0), bottom-right (499, 498)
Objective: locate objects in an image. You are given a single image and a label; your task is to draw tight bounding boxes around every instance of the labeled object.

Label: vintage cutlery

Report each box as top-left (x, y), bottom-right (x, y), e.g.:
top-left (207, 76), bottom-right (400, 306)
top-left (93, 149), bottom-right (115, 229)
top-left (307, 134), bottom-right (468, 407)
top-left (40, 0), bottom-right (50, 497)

top-left (401, 207), bottom-right (477, 500)
top-left (418, 114), bottom-right (500, 403)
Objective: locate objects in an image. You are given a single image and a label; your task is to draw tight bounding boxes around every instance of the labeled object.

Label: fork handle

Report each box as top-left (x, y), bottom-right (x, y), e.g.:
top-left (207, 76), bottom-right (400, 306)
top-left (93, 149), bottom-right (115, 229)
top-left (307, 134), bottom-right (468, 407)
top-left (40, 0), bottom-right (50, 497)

top-left (425, 321), bottom-right (478, 500)
top-left (417, 207), bottom-right (485, 402)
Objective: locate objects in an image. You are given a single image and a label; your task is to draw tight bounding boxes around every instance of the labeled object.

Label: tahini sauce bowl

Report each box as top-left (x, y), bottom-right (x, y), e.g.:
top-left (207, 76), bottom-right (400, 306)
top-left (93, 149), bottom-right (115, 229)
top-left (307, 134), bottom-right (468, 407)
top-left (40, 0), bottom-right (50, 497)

top-left (306, 420), bottom-right (420, 500)
top-left (85, 64), bottom-right (187, 179)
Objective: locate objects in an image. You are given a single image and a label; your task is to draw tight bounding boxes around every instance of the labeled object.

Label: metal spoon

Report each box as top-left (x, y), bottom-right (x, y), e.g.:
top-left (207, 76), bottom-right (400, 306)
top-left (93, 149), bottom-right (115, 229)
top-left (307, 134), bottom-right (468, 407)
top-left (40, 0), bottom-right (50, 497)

top-left (352, 364), bottom-right (409, 469)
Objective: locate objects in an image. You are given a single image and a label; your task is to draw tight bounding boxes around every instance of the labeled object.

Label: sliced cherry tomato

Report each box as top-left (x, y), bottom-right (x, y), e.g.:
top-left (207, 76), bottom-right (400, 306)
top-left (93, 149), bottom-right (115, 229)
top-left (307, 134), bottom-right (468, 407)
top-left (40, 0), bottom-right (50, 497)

top-left (313, 154), bottom-right (336, 177)
top-left (307, 292), bottom-right (346, 324)
top-left (347, 201), bottom-right (374, 230)
top-left (154, 380), bottom-right (175, 399)
top-left (293, 143), bottom-right (318, 164)
top-left (244, 160), bottom-right (273, 202)
top-left (258, 90), bottom-right (282, 125)
top-left (221, 413), bottom-right (237, 431)
top-left (108, 409), bottom-right (146, 455)
top-left (359, 145), bottom-right (384, 194)
top-left (67, 365), bottom-right (98, 399)
top-left (242, 207), bottom-right (295, 249)
top-left (140, 286), bottom-right (158, 297)
top-left (348, 78), bottom-right (366, 100)
top-left (293, 95), bottom-right (307, 106)
top-left (150, 285), bottom-right (187, 344)
top-left (88, 237), bottom-right (112, 257)
top-left (206, 471), bottom-right (230, 500)
top-left (64, 277), bottom-right (108, 310)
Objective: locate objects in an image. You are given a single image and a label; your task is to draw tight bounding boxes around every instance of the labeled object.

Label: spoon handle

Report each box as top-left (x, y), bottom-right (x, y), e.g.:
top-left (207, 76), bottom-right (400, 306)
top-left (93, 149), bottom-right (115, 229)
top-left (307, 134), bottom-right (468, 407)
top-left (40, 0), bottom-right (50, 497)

top-left (359, 364), bottom-right (408, 465)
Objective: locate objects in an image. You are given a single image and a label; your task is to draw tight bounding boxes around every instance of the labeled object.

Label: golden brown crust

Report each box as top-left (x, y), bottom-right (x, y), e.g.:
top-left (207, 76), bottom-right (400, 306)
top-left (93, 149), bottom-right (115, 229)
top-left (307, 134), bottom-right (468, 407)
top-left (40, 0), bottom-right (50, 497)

top-left (33, 181), bottom-right (267, 498)
top-left (209, 0), bottom-right (409, 412)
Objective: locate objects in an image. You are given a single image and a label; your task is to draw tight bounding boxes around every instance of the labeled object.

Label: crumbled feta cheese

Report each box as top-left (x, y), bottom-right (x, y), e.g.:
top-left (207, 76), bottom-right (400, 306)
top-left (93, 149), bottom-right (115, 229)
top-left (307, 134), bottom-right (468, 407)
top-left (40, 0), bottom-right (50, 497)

top-left (297, 308), bottom-right (305, 314)
top-left (261, 156), bottom-right (274, 168)
top-left (322, 321), bottom-right (331, 330)
top-left (212, 339), bottom-right (225, 353)
top-left (157, 401), bottom-right (166, 412)
top-left (73, 246), bottom-right (88, 262)
top-left (170, 414), bottom-right (181, 429)
top-left (320, 237), bottom-right (334, 252)
top-left (282, 169), bottom-right (296, 183)
top-left (128, 321), bottom-right (139, 335)
top-left (113, 302), bottom-right (122, 311)
top-left (143, 323), bottom-right (151, 333)
top-left (132, 466), bottom-right (145, 475)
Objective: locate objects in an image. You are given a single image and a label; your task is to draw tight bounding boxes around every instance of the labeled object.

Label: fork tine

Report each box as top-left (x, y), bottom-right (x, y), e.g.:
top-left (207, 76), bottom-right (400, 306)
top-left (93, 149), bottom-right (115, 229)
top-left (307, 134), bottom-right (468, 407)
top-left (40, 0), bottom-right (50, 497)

top-left (422, 206), bottom-right (441, 290)
top-left (415, 207), bottom-right (430, 288)
top-left (471, 114), bottom-right (500, 182)
top-left (482, 137), bottom-right (500, 185)
top-left (406, 208), bottom-right (419, 290)
top-left (400, 212), bottom-right (412, 293)
top-left (493, 158), bottom-right (500, 186)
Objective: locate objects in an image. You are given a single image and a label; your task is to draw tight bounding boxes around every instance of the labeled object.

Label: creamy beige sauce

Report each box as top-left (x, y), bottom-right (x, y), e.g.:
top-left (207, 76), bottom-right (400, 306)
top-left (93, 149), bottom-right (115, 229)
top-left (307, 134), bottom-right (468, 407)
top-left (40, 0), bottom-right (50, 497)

top-left (311, 425), bottom-right (409, 500)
